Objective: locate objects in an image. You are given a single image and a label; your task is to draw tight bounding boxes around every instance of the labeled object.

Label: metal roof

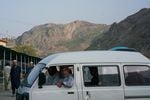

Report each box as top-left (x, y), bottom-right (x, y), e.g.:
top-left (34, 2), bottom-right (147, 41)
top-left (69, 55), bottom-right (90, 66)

top-left (0, 46), bottom-right (41, 62)
top-left (39, 51), bottom-right (150, 65)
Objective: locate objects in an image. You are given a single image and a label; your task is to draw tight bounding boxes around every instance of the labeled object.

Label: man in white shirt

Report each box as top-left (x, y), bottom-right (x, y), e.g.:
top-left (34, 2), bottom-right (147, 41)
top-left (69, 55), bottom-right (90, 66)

top-left (4, 63), bottom-right (11, 90)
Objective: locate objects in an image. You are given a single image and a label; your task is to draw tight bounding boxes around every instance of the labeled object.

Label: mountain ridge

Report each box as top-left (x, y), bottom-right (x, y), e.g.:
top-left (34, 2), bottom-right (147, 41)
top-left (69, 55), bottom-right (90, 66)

top-left (16, 20), bottom-right (109, 57)
top-left (15, 8), bottom-right (150, 58)
top-left (87, 8), bottom-right (150, 57)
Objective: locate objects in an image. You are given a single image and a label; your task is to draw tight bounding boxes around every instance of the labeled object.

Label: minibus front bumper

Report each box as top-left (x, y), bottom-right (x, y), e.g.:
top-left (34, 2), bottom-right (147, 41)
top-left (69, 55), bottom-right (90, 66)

top-left (16, 92), bottom-right (29, 100)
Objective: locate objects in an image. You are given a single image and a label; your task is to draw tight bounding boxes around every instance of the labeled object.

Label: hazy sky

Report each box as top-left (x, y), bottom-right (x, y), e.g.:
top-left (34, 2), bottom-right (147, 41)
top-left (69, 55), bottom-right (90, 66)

top-left (0, 0), bottom-right (150, 37)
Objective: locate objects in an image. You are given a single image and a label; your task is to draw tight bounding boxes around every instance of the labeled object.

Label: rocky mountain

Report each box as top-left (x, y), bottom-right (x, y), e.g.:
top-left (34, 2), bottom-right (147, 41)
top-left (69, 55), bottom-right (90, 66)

top-left (87, 8), bottom-right (150, 57)
top-left (16, 20), bottom-right (109, 57)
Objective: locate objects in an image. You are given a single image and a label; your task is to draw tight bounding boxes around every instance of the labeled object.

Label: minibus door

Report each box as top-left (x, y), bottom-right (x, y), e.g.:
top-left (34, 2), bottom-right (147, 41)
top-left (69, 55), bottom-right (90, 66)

top-left (31, 65), bottom-right (79, 100)
top-left (31, 85), bottom-right (78, 100)
top-left (81, 64), bottom-right (124, 100)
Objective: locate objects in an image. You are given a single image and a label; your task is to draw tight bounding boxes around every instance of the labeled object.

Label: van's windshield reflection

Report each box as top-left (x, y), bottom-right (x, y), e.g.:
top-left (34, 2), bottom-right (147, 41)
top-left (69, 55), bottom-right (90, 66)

top-left (22, 63), bottom-right (46, 87)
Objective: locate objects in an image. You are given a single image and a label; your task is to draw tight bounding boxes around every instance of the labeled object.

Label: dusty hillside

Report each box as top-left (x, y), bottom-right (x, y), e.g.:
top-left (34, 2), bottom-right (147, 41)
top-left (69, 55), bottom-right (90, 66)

top-left (16, 20), bottom-right (109, 57)
top-left (87, 8), bottom-right (150, 57)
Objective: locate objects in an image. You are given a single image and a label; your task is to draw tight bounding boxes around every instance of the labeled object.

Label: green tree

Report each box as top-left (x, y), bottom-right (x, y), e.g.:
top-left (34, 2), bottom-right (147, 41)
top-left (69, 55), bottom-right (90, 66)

top-left (13, 45), bottom-right (37, 56)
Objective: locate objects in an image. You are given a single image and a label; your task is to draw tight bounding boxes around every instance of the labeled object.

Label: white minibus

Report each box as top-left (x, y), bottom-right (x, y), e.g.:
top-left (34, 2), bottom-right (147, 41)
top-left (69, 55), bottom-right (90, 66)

top-left (16, 50), bottom-right (150, 100)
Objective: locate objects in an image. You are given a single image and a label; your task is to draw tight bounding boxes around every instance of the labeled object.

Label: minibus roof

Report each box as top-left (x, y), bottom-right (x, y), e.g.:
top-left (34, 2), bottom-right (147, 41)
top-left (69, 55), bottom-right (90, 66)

top-left (39, 51), bottom-right (150, 65)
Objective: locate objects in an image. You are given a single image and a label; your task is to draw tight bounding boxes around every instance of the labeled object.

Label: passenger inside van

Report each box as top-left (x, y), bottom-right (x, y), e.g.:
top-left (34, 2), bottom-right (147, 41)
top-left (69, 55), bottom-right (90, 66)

top-left (45, 66), bottom-right (59, 85)
top-left (57, 66), bottom-right (74, 88)
top-left (83, 67), bottom-right (99, 86)
top-left (89, 67), bottom-right (99, 86)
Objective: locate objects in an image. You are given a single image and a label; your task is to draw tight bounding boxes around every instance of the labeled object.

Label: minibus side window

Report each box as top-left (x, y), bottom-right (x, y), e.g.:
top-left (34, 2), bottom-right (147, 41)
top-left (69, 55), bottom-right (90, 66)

top-left (44, 65), bottom-right (74, 88)
top-left (83, 65), bottom-right (121, 87)
top-left (124, 65), bottom-right (150, 86)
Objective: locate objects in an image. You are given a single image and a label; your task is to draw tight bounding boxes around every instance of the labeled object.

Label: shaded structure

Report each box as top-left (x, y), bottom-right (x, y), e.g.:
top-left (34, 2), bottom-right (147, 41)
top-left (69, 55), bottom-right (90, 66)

top-left (0, 46), bottom-right (41, 89)
top-left (0, 39), bottom-right (7, 47)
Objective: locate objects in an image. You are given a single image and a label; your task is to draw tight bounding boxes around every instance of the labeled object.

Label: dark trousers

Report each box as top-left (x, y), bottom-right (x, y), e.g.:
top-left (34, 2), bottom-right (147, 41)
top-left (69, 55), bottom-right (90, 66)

top-left (12, 86), bottom-right (16, 94)
top-left (11, 81), bottom-right (20, 94)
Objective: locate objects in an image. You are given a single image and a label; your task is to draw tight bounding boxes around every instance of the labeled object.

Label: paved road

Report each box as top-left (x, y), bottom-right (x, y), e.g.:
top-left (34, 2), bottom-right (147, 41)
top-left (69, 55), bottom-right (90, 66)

top-left (0, 90), bottom-right (15, 100)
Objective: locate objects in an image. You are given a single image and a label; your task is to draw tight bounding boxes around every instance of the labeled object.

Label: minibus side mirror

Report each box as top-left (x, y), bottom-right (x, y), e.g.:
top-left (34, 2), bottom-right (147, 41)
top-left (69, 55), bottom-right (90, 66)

top-left (38, 72), bottom-right (46, 88)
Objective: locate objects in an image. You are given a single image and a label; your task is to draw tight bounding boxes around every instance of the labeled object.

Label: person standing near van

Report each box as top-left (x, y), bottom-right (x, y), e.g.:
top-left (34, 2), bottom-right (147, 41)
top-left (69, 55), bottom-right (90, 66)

top-left (26, 61), bottom-right (34, 75)
top-left (4, 62), bottom-right (11, 90)
top-left (10, 60), bottom-right (21, 97)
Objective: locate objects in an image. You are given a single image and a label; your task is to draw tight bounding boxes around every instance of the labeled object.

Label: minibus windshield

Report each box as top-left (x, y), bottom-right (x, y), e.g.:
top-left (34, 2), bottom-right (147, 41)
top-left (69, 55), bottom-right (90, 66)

top-left (22, 63), bottom-right (46, 87)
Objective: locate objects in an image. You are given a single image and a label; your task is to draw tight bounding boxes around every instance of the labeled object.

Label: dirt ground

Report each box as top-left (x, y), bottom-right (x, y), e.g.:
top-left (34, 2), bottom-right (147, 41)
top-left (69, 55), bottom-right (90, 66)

top-left (0, 86), bottom-right (15, 100)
